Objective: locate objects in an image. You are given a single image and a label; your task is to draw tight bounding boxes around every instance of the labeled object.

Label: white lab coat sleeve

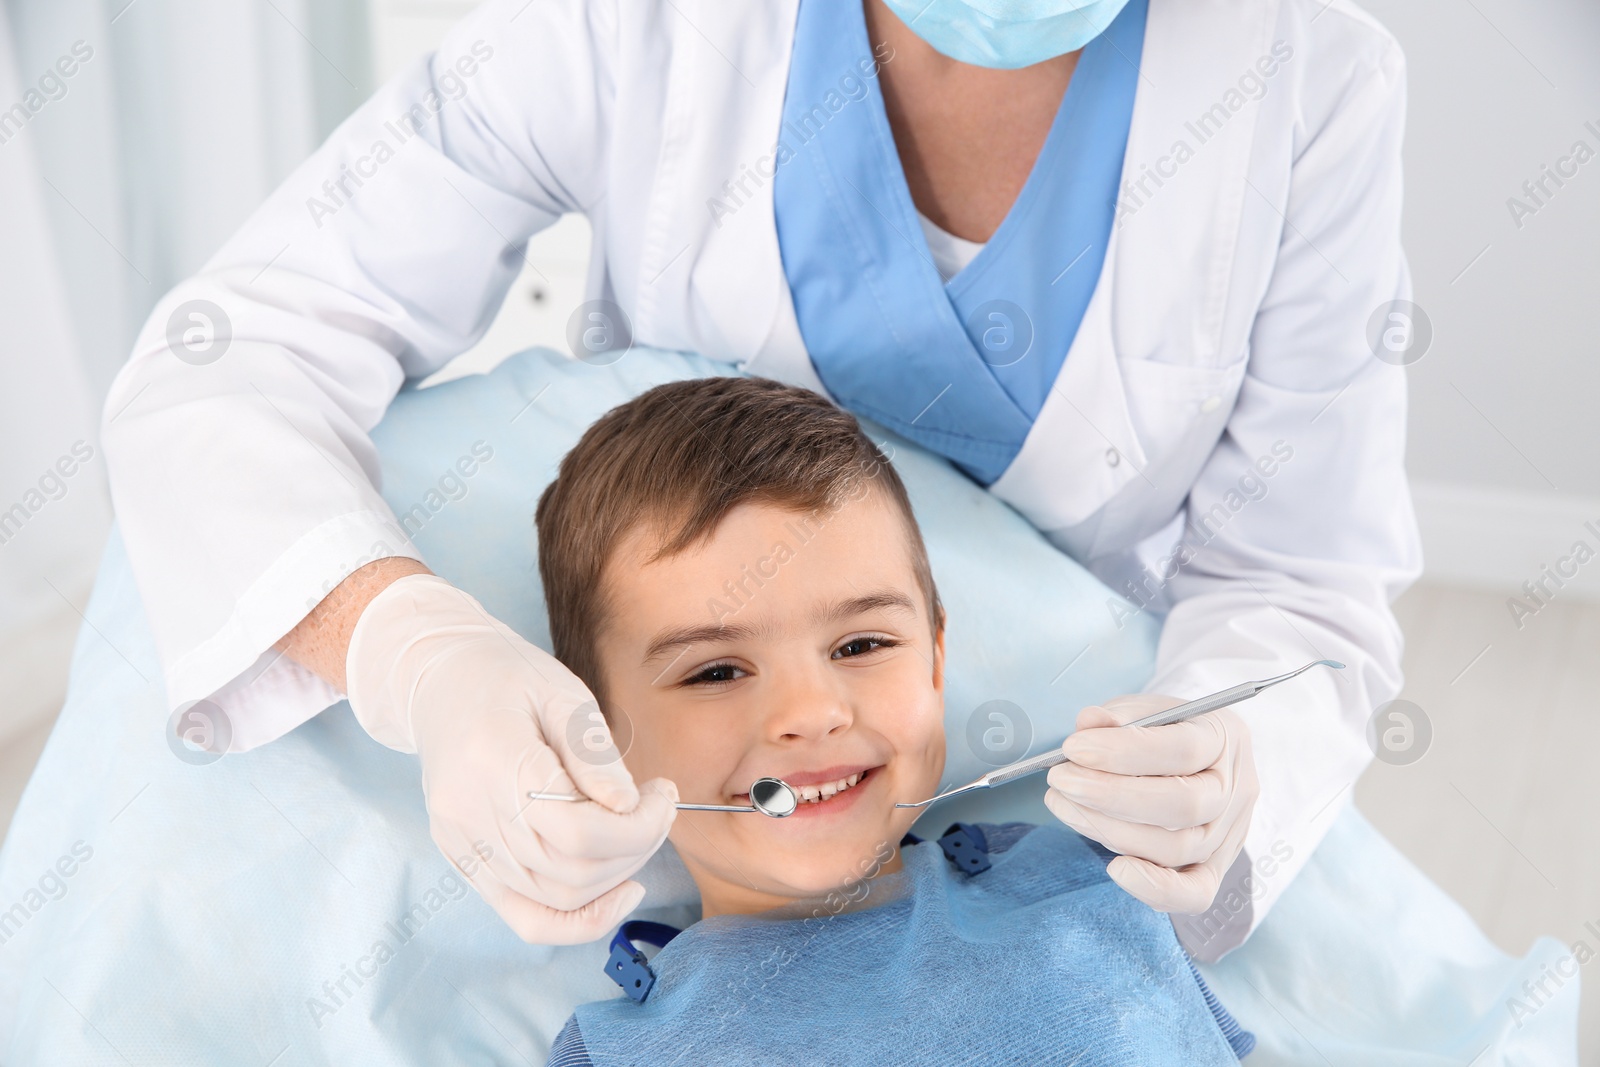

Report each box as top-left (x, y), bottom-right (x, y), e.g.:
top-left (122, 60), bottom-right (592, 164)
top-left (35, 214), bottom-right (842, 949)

top-left (1161, 19), bottom-right (1422, 960)
top-left (100, 0), bottom-right (618, 750)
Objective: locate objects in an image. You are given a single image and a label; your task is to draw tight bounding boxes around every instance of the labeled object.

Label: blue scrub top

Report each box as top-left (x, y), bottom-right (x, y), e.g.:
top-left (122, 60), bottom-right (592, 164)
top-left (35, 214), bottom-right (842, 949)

top-left (773, 0), bottom-right (1146, 485)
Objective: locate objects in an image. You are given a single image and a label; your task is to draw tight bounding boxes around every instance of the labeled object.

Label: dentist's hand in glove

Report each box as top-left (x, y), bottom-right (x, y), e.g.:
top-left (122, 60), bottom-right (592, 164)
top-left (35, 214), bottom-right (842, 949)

top-left (1044, 694), bottom-right (1258, 914)
top-left (282, 563), bottom-right (679, 944)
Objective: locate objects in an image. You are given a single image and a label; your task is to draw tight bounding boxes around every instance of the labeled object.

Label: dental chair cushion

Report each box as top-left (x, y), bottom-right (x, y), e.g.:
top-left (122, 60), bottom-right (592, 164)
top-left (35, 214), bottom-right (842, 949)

top-left (0, 348), bottom-right (1578, 1064)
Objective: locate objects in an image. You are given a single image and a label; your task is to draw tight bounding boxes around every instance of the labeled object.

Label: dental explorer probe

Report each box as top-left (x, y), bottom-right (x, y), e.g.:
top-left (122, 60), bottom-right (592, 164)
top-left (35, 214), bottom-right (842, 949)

top-left (894, 659), bottom-right (1344, 811)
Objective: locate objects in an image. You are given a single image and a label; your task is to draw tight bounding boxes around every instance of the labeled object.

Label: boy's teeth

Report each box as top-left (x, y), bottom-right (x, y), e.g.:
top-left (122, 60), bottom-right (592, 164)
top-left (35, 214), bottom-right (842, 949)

top-left (797, 772), bottom-right (866, 804)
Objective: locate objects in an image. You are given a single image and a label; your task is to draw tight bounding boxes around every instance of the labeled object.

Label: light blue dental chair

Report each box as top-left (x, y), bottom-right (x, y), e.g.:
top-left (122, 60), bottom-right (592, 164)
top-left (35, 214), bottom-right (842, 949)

top-left (0, 348), bottom-right (1578, 1065)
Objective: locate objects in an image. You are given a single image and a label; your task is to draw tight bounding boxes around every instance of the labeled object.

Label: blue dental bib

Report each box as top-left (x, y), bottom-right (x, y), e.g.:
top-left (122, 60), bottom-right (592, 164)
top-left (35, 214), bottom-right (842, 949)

top-left (558, 823), bottom-right (1250, 1066)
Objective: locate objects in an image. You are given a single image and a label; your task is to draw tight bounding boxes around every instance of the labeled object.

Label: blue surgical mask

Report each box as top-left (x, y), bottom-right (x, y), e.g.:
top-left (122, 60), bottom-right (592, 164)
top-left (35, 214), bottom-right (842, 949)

top-left (881, 0), bottom-right (1133, 69)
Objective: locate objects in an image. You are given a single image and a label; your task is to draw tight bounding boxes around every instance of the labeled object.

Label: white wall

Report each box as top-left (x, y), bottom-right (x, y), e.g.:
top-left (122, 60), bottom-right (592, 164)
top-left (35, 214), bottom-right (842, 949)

top-left (1361, 0), bottom-right (1600, 599)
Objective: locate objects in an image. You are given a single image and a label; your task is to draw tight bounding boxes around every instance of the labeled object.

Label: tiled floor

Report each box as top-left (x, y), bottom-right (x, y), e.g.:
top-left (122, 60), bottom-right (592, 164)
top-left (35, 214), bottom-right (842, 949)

top-left (1356, 583), bottom-right (1599, 1060)
top-left (3, 581), bottom-right (1594, 1055)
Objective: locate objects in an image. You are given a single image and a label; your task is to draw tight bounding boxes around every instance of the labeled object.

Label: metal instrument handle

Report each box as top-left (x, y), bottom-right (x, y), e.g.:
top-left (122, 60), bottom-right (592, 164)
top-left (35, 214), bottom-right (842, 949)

top-left (896, 659), bottom-right (1342, 809)
top-left (980, 682), bottom-right (1256, 787)
top-left (526, 792), bottom-right (761, 814)
top-left (983, 748), bottom-right (1070, 788)
top-left (1122, 682), bottom-right (1261, 729)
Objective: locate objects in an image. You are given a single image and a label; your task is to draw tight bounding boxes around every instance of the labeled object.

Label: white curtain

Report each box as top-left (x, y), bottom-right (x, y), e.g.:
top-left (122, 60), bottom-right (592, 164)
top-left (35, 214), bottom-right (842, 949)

top-left (0, 4), bottom-right (108, 752)
top-left (0, 0), bottom-right (372, 746)
top-left (5, 0), bottom-right (373, 396)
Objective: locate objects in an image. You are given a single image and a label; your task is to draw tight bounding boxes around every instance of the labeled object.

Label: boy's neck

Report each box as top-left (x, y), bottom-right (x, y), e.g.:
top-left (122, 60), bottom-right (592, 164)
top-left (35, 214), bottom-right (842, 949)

top-left (696, 844), bottom-right (907, 920)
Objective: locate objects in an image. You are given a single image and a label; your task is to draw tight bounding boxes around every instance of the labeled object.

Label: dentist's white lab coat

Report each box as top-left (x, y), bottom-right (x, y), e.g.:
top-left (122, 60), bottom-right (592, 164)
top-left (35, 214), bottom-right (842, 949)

top-left (100, 0), bottom-right (1421, 959)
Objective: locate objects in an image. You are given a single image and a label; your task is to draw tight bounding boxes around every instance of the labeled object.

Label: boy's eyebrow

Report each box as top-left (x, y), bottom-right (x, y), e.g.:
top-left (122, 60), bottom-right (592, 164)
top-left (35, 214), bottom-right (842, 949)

top-left (818, 591), bottom-right (918, 624)
top-left (640, 590), bottom-right (918, 666)
top-left (642, 622), bottom-right (760, 665)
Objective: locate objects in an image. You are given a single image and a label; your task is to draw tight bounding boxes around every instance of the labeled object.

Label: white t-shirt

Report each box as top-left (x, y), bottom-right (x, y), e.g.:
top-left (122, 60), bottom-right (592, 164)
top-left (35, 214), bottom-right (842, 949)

top-left (916, 210), bottom-right (986, 284)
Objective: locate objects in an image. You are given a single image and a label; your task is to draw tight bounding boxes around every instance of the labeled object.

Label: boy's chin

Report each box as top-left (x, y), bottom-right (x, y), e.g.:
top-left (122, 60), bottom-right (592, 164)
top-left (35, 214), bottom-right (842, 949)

top-left (777, 840), bottom-right (900, 901)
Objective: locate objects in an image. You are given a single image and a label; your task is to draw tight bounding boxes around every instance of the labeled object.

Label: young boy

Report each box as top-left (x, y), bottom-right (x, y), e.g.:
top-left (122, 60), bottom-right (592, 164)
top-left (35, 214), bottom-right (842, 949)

top-left (535, 377), bottom-right (1253, 1066)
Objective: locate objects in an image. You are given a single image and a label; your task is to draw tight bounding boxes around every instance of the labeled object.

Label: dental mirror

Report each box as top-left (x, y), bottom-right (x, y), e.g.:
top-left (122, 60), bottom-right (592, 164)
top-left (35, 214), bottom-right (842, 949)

top-left (528, 775), bottom-right (799, 818)
top-left (747, 776), bottom-right (799, 817)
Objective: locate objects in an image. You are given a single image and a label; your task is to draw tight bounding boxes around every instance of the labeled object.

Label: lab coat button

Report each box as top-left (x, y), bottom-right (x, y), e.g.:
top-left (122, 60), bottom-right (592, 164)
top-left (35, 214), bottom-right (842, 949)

top-left (1200, 395), bottom-right (1222, 414)
top-left (1105, 448), bottom-right (1121, 467)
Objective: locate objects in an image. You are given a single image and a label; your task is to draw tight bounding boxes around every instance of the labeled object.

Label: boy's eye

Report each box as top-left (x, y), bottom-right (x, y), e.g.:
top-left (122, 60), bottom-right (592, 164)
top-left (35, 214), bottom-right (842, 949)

top-left (684, 662), bottom-right (745, 686)
top-left (832, 635), bottom-right (898, 660)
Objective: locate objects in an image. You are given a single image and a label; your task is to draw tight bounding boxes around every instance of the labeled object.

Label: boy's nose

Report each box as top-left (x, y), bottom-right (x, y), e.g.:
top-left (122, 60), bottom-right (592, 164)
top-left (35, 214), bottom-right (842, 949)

top-left (764, 673), bottom-right (854, 742)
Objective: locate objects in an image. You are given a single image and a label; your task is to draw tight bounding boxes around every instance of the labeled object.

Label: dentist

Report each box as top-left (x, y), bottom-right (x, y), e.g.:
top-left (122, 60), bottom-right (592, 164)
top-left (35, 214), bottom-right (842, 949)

top-left (102, 0), bottom-right (1420, 960)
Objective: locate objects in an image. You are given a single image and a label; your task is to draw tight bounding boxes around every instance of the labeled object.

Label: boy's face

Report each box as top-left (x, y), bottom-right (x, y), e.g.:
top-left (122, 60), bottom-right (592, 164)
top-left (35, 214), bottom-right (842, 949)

top-left (596, 487), bottom-right (946, 918)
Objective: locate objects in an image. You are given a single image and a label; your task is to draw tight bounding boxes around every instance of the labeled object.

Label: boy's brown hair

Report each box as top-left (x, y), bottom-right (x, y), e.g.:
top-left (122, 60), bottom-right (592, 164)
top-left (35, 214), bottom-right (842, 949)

top-left (535, 376), bottom-right (943, 699)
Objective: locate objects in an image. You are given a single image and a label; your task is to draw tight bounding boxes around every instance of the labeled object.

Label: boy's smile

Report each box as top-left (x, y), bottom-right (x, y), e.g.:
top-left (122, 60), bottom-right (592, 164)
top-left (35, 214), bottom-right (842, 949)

top-left (594, 489), bottom-right (946, 919)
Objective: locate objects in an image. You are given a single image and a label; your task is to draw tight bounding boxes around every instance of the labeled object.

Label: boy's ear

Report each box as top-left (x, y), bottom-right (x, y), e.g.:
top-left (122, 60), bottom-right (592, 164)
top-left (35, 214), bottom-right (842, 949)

top-left (931, 624), bottom-right (947, 693)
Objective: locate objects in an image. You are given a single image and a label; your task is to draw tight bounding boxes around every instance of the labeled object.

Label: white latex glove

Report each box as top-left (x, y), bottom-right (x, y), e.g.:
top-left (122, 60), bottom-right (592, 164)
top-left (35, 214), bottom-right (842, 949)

top-left (345, 573), bottom-right (678, 943)
top-left (1045, 694), bottom-right (1259, 914)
